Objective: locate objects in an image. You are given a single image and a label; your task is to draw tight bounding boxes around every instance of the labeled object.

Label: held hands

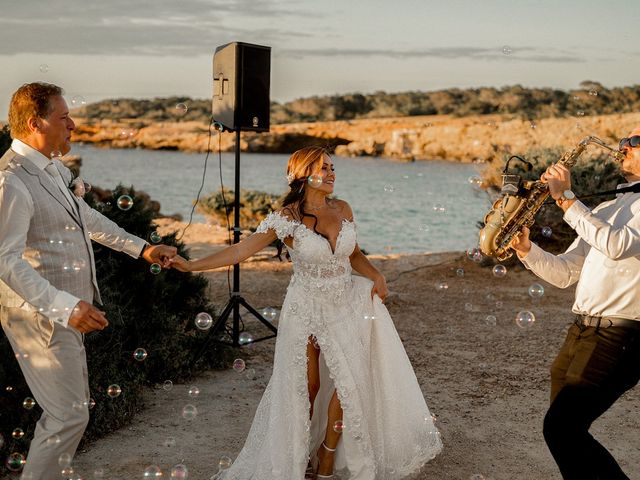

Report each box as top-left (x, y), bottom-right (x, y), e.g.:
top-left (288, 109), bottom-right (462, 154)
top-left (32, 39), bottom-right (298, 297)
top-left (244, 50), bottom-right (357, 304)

top-left (509, 226), bottom-right (532, 257)
top-left (371, 273), bottom-right (389, 302)
top-left (68, 300), bottom-right (108, 334)
top-left (141, 244), bottom-right (177, 269)
top-left (168, 255), bottom-right (192, 272)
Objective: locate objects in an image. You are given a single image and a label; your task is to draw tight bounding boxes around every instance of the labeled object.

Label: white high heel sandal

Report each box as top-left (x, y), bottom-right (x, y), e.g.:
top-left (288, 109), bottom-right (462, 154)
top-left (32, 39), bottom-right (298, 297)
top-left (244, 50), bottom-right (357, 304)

top-left (314, 442), bottom-right (336, 479)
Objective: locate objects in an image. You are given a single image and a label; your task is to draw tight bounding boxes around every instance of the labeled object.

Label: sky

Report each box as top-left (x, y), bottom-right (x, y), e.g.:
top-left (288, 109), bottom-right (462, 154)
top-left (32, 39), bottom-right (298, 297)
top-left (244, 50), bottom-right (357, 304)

top-left (0, 0), bottom-right (638, 120)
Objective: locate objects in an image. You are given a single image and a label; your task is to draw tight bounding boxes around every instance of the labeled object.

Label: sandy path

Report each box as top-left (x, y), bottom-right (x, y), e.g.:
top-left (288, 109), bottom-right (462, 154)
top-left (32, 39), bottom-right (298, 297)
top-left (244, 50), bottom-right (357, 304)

top-left (70, 228), bottom-right (640, 479)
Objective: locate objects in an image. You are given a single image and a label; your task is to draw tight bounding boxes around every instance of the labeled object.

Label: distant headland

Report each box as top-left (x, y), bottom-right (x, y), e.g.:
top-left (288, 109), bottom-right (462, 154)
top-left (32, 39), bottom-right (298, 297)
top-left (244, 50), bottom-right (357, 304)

top-left (67, 81), bottom-right (640, 162)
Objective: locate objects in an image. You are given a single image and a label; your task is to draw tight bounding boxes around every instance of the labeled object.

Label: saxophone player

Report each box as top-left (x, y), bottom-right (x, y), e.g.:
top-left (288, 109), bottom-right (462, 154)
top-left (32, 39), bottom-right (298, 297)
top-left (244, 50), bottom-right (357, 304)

top-left (510, 127), bottom-right (640, 480)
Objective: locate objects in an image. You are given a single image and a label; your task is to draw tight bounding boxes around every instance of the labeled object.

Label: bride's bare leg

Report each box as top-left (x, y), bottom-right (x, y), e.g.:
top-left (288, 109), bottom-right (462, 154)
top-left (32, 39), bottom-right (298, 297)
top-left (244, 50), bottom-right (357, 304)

top-left (307, 335), bottom-right (321, 419)
top-left (317, 389), bottom-right (343, 476)
top-left (306, 336), bottom-right (321, 474)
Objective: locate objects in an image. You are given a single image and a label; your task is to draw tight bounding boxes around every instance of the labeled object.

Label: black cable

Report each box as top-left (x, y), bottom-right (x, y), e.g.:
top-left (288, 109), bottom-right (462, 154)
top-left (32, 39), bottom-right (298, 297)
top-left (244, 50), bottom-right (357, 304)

top-left (176, 116), bottom-right (215, 241)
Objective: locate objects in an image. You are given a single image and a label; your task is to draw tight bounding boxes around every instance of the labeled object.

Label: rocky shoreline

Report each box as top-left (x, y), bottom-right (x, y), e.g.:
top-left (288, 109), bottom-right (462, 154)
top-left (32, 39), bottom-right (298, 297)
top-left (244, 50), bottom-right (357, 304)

top-left (71, 112), bottom-right (640, 162)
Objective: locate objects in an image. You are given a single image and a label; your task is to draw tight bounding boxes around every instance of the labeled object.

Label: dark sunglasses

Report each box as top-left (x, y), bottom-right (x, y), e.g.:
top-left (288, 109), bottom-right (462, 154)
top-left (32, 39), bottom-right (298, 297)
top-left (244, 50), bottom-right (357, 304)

top-left (619, 135), bottom-right (640, 151)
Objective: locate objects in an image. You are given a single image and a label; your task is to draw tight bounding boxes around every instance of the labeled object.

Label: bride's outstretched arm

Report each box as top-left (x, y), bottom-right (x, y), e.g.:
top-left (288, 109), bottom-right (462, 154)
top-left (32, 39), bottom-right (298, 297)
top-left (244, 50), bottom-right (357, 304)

top-left (171, 230), bottom-right (277, 272)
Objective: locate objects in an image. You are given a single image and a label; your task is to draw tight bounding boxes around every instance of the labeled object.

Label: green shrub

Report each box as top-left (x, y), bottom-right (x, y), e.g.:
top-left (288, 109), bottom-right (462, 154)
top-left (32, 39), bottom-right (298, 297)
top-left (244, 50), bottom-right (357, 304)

top-left (0, 185), bottom-right (231, 472)
top-left (479, 146), bottom-right (623, 256)
top-left (196, 188), bottom-right (282, 230)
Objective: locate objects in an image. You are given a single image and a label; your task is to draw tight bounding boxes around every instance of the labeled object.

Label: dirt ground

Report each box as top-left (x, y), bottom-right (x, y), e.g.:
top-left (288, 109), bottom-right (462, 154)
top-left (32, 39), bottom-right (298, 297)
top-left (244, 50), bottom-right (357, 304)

top-left (69, 222), bottom-right (640, 479)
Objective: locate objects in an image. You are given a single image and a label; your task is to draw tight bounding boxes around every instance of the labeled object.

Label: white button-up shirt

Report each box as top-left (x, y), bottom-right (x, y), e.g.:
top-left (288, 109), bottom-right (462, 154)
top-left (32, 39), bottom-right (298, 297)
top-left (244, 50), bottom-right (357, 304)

top-left (521, 184), bottom-right (640, 320)
top-left (0, 139), bottom-right (146, 326)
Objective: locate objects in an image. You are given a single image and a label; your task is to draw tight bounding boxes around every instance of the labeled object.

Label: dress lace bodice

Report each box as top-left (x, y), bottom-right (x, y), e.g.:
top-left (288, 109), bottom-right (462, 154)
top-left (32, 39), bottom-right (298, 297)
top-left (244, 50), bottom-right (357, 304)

top-left (256, 211), bottom-right (357, 301)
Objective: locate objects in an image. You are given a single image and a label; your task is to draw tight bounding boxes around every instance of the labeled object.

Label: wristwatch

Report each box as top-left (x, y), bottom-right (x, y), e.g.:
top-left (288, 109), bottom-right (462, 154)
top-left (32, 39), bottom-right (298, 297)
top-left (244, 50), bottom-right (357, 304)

top-left (556, 189), bottom-right (576, 207)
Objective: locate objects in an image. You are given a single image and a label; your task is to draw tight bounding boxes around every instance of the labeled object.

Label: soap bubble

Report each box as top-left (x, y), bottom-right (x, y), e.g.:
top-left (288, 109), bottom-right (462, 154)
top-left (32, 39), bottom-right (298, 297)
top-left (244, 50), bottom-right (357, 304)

top-left (181, 404), bottom-right (197, 420)
top-left (435, 281), bottom-right (448, 292)
top-left (39, 64), bottom-right (49, 73)
top-left (466, 247), bottom-right (483, 262)
top-left (233, 359), bottom-right (246, 373)
top-left (333, 420), bottom-right (345, 433)
top-left (492, 264), bottom-right (507, 277)
top-left (107, 384), bottom-right (121, 398)
top-left (384, 184), bottom-right (395, 193)
top-left (175, 103), bottom-right (188, 115)
top-left (515, 310), bottom-right (536, 329)
top-left (245, 368), bottom-right (257, 380)
top-left (484, 315), bottom-right (497, 326)
top-left (188, 386), bottom-right (200, 397)
top-left (5, 453), bottom-right (26, 471)
top-left (456, 268), bottom-right (465, 277)
top-left (46, 434), bottom-right (61, 446)
top-left (94, 468), bottom-right (106, 479)
top-left (163, 380), bottom-right (173, 391)
top-left (58, 452), bottom-right (72, 467)
top-left (149, 263), bottom-right (162, 275)
top-left (577, 110), bottom-right (585, 117)
top-left (61, 467), bottom-right (74, 477)
top-left (149, 231), bottom-right (162, 244)
top-left (432, 203), bottom-right (446, 213)
top-left (133, 348), bottom-right (148, 361)
top-left (119, 128), bottom-right (135, 139)
top-left (528, 283), bottom-right (545, 298)
top-left (11, 428), bottom-right (24, 439)
top-left (116, 195), bottom-right (133, 211)
top-left (541, 226), bottom-right (552, 238)
top-left (239, 332), bottom-right (254, 345)
top-left (71, 95), bottom-right (86, 107)
top-left (218, 456), bottom-right (233, 470)
top-left (195, 312), bottom-right (213, 330)
top-left (307, 175), bottom-right (323, 188)
top-left (502, 45), bottom-right (512, 55)
top-left (467, 176), bottom-right (482, 186)
top-left (143, 466), bottom-right (163, 478)
top-left (170, 464), bottom-right (188, 480)
top-left (22, 397), bottom-right (36, 410)
top-left (261, 307), bottom-right (277, 321)
top-left (50, 150), bottom-right (63, 160)
top-left (589, 89), bottom-right (598, 96)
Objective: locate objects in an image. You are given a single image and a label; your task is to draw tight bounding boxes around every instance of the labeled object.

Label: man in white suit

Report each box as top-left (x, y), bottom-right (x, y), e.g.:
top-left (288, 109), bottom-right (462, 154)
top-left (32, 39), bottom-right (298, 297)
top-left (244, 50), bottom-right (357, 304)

top-left (0, 82), bottom-right (177, 478)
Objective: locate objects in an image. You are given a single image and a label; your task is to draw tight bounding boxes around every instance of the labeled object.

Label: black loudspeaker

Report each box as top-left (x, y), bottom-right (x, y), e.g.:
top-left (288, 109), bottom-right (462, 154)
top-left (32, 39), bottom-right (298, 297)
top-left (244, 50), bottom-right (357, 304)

top-left (212, 42), bottom-right (271, 132)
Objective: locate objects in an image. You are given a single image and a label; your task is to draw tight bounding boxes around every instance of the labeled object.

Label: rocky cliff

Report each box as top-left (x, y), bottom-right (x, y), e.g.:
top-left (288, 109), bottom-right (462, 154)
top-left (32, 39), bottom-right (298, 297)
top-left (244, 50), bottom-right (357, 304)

top-left (71, 112), bottom-right (640, 162)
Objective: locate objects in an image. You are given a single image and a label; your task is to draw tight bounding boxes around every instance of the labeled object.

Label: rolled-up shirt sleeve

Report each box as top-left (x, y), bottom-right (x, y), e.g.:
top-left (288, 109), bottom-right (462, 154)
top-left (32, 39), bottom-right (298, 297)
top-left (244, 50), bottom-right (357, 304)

top-left (79, 201), bottom-right (146, 258)
top-left (519, 236), bottom-right (588, 288)
top-left (0, 175), bottom-right (79, 326)
top-left (564, 199), bottom-right (640, 260)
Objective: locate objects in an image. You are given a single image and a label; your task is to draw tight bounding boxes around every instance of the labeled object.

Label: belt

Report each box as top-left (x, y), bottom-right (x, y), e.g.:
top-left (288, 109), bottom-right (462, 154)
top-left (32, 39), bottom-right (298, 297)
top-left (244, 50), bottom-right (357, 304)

top-left (575, 314), bottom-right (640, 330)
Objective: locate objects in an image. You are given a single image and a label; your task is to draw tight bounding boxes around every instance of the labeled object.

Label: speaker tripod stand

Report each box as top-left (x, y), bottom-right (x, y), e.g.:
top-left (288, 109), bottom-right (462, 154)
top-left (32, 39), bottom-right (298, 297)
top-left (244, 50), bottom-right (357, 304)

top-left (191, 129), bottom-right (277, 366)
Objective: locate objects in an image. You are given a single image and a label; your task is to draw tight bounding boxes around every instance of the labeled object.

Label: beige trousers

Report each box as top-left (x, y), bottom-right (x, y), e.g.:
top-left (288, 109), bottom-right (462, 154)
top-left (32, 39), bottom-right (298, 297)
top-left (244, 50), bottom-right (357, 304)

top-left (1, 306), bottom-right (89, 480)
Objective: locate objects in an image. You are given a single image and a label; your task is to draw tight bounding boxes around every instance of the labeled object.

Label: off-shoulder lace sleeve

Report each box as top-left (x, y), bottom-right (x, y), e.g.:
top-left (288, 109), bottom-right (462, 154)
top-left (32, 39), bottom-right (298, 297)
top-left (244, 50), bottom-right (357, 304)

top-left (256, 211), bottom-right (297, 241)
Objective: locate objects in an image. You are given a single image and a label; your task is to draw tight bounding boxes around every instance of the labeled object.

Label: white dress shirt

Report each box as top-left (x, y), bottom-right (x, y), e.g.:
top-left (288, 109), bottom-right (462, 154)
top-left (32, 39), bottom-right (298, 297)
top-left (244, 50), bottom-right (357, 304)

top-left (0, 139), bottom-right (146, 326)
top-left (521, 183), bottom-right (640, 320)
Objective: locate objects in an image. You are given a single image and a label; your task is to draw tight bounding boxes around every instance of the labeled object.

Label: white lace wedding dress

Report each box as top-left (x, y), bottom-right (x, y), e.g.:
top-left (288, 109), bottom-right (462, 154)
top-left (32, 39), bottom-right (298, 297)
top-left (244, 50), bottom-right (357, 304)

top-left (215, 211), bottom-right (442, 479)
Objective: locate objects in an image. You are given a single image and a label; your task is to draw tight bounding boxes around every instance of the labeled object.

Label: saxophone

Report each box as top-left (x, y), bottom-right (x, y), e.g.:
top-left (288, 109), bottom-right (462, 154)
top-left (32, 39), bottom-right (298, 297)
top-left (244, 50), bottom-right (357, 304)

top-left (479, 136), bottom-right (624, 261)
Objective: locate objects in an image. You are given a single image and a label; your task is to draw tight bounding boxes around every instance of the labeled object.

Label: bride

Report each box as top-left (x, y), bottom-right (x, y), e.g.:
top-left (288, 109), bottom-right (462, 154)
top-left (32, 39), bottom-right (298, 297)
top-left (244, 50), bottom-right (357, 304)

top-left (170, 146), bottom-right (441, 479)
